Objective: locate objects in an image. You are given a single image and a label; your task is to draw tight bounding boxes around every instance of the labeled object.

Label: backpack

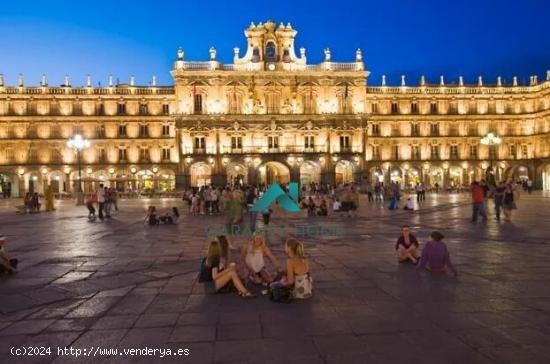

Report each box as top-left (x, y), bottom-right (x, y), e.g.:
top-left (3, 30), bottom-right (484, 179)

top-left (198, 258), bottom-right (213, 282)
top-left (269, 284), bottom-right (293, 303)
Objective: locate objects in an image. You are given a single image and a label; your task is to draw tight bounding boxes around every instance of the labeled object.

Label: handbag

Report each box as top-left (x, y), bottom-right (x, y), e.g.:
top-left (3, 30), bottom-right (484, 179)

top-left (269, 283), bottom-right (293, 303)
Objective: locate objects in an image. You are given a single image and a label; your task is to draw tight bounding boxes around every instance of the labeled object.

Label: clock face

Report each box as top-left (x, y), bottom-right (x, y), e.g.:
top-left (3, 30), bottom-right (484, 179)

top-left (268, 63), bottom-right (276, 71)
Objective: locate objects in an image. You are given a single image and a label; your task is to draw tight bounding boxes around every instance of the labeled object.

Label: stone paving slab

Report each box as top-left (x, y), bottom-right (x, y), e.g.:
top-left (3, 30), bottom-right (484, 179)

top-left (1, 192), bottom-right (550, 363)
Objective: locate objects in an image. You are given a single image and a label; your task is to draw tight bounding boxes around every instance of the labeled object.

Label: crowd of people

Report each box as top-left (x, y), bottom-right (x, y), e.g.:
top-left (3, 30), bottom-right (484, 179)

top-left (470, 179), bottom-right (520, 222)
top-left (85, 184), bottom-right (119, 221)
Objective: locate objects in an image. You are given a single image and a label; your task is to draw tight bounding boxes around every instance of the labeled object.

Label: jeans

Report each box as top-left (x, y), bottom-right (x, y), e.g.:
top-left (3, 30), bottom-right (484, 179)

top-left (248, 211), bottom-right (258, 233)
top-left (98, 202), bottom-right (105, 219)
top-left (494, 200), bottom-right (502, 220)
top-left (472, 202), bottom-right (487, 221)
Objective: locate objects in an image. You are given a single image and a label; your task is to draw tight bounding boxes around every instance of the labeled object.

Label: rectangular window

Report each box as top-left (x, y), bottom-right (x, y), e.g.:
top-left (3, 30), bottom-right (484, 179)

top-left (162, 104), bottom-right (170, 115)
top-left (430, 124), bottom-right (440, 136)
top-left (97, 103), bottom-right (105, 116)
top-left (140, 148), bottom-right (149, 162)
top-left (118, 148), bottom-right (127, 162)
top-left (229, 93), bottom-right (242, 114)
top-left (470, 145), bottom-right (478, 159)
top-left (392, 145), bottom-right (399, 160)
top-left (139, 104), bottom-right (148, 115)
top-left (96, 125), bottom-right (105, 138)
top-left (194, 94), bottom-right (203, 114)
top-left (371, 124), bottom-right (380, 136)
top-left (372, 145), bottom-right (380, 159)
top-left (411, 123), bottom-right (419, 136)
top-left (194, 136), bottom-right (206, 150)
top-left (391, 102), bottom-right (398, 114)
top-left (411, 145), bottom-right (420, 160)
top-left (118, 125), bottom-right (127, 137)
top-left (117, 103), bottom-right (126, 115)
top-left (371, 103), bottom-right (378, 114)
top-left (521, 145), bottom-right (528, 159)
top-left (98, 148), bottom-right (106, 163)
top-left (339, 136), bottom-right (350, 150)
top-left (162, 125), bottom-right (170, 137)
top-left (450, 145), bottom-right (459, 160)
top-left (509, 145), bottom-right (517, 159)
top-left (162, 148), bottom-right (171, 161)
top-left (268, 136), bottom-right (279, 149)
top-left (411, 102), bottom-right (418, 114)
top-left (139, 124), bottom-right (149, 137)
top-left (430, 145), bottom-right (440, 159)
top-left (231, 136), bottom-right (242, 149)
top-left (304, 136), bottom-right (315, 149)
top-left (430, 102), bottom-right (438, 114)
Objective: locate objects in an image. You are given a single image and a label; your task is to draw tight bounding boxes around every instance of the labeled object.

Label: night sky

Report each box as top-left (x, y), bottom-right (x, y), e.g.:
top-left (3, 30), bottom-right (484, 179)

top-left (0, 0), bottom-right (548, 86)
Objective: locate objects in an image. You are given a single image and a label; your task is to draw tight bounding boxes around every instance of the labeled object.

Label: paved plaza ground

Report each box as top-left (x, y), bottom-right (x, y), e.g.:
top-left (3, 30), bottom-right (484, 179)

top-left (1, 191), bottom-right (550, 363)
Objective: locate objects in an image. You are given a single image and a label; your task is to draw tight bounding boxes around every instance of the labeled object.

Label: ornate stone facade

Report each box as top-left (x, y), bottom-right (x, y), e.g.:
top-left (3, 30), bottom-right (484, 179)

top-left (1, 20), bottom-right (550, 197)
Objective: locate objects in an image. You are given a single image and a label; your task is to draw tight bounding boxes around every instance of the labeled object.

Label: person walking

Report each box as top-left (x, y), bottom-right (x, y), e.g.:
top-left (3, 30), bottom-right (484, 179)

top-left (96, 183), bottom-right (106, 220)
top-left (493, 182), bottom-right (505, 221)
top-left (471, 181), bottom-right (487, 222)
top-left (503, 183), bottom-right (517, 221)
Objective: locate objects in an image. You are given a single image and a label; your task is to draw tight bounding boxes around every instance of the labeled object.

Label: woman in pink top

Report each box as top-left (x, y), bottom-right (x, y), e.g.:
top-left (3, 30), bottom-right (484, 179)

top-left (417, 231), bottom-right (457, 276)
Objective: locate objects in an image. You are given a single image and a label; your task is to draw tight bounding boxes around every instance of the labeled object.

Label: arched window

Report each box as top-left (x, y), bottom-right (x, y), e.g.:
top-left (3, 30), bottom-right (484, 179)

top-left (265, 41), bottom-right (277, 62)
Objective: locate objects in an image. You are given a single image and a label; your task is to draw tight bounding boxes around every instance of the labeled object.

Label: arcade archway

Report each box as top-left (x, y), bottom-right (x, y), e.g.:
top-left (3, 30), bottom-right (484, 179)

top-left (227, 163), bottom-right (248, 187)
top-left (300, 161), bottom-right (321, 185)
top-left (258, 161), bottom-right (290, 185)
top-left (190, 162), bottom-right (212, 187)
top-left (335, 160), bottom-right (354, 184)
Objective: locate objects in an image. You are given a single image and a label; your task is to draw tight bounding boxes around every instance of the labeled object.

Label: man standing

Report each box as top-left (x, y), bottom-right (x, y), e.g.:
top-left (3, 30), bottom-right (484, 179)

top-left (493, 182), bottom-right (505, 221)
top-left (246, 187), bottom-right (258, 233)
top-left (97, 183), bottom-right (106, 220)
top-left (471, 181), bottom-right (487, 222)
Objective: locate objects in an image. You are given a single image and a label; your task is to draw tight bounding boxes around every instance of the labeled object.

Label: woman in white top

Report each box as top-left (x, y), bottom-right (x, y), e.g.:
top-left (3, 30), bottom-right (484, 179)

top-left (239, 234), bottom-right (281, 285)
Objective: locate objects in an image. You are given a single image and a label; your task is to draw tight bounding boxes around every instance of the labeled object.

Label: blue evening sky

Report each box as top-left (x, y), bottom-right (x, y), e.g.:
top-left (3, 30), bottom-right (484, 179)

top-left (0, 0), bottom-right (548, 86)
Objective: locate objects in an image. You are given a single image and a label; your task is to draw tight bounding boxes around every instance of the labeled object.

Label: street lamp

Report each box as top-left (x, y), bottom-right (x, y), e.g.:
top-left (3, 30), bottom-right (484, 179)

top-left (480, 132), bottom-right (502, 186)
top-left (67, 134), bottom-right (90, 205)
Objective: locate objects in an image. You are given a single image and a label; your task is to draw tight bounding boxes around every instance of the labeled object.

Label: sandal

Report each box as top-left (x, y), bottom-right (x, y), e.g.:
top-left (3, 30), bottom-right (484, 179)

top-left (239, 290), bottom-right (256, 298)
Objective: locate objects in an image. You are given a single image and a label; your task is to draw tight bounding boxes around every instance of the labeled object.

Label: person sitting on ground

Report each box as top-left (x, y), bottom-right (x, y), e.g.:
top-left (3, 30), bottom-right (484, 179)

top-left (239, 234), bottom-right (281, 286)
top-left (395, 225), bottom-right (420, 263)
top-left (199, 240), bottom-right (255, 298)
top-left (144, 206), bottom-right (159, 225)
top-left (217, 235), bottom-right (232, 267)
top-left (403, 198), bottom-right (415, 211)
top-left (317, 199), bottom-right (328, 216)
top-left (0, 234), bottom-right (18, 274)
top-left (270, 238), bottom-right (313, 299)
top-left (417, 231), bottom-right (457, 276)
top-left (159, 207), bottom-right (180, 224)
top-left (85, 194), bottom-right (97, 220)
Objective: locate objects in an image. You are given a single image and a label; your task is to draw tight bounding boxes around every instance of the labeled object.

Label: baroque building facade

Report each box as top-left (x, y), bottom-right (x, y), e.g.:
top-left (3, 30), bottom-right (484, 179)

top-left (1, 20), bottom-right (550, 197)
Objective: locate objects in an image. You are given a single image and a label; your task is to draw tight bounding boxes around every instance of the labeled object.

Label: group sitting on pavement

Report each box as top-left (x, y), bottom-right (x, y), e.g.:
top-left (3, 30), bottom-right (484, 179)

top-left (199, 234), bottom-right (313, 302)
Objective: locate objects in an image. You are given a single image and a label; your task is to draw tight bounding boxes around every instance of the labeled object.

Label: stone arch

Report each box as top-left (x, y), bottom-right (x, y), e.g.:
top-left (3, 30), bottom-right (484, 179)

top-left (190, 162), bottom-right (212, 187)
top-left (0, 170), bottom-right (19, 197)
top-left (369, 166), bottom-right (385, 184)
top-left (258, 161), bottom-right (290, 186)
top-left (226, 162), bottom-right (248, 187)
top-left (48, 170), bottom-right (65, 194)
top-left (505, 164), bottom-right (532, 183)
top-left (335, 160), bottom-right (355, 185)
top-left (299, 160), bottom-right (321, 185)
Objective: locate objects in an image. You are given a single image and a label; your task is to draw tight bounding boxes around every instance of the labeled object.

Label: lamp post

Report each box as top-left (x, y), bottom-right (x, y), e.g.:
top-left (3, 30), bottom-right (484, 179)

top-left (67, 134), bottom-right (90, 205)
top-left (480, 132), bottom-right (502, 186)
